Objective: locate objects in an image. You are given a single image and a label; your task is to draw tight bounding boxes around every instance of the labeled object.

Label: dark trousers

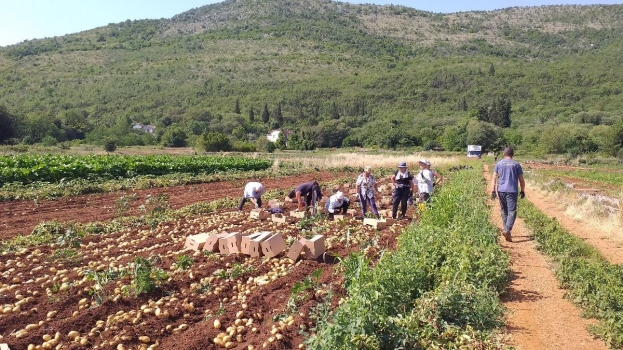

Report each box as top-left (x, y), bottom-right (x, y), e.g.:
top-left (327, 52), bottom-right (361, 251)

top-left (392, 187), bottom-right (410, 218)
top-left (326, 201), bottom-right (349, 218)
top-left (237, 197), bottom-right (262, 211)
top-left (359, 193), bottom-right (379, 217)
top-left (498, 192), bottom-right (518, 234)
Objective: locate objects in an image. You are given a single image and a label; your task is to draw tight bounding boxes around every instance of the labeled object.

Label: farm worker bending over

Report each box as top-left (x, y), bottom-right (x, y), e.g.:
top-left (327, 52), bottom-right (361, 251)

top-left (491, 147), bottom-right (525, 242)
top-left (356, 166), bottom-right (380, 219)
top-left (415, 159), bottom-right (434, 203)
top-left (325, 191), bottom-right (350, 219)
top-left (391, 162), bottom-right (415, 219)
top-left (237, 182), bottom-right (265, 211)
top-left (288, 181), bottom-right (323, 212)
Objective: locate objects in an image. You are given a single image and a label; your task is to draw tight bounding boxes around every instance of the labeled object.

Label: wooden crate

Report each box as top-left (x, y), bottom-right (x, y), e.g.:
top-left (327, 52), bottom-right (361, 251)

top-left (272, 213), bottom-right (295, 224)
top-left (363, 218), bottom-right (388, 230)
top-left (261, 234), bottom-right (287, 258)
top-left (290, 210), bottom-right (309, 219)
top-left (184, 233), bottom-right (211, 251)
top-left (250, 209), bottom-right (270, 220)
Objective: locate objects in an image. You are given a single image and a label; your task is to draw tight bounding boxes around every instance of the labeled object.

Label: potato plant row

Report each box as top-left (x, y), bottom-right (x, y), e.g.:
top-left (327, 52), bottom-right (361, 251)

top-left (519, 200), bottom-right (623, 349)
top-left (0, 154), bottom-right (272, 184)
top-left (308, 168), bottom-right (511, 349)
top-left (0, 179), bottom-right (412, 349)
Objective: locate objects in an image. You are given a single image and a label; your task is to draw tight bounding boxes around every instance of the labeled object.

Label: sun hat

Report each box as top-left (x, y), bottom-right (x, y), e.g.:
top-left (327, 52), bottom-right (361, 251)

top-left (364, 166), bottom-right (372, 173)
top-left (419, 158), bottom-right (429, 165)
top-left (397, 162), bottom-right (407, 168)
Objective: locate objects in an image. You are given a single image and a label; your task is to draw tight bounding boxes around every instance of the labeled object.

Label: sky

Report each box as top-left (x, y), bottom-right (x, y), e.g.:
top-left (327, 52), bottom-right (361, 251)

top-left (1, 0), bottom-right (621, 47)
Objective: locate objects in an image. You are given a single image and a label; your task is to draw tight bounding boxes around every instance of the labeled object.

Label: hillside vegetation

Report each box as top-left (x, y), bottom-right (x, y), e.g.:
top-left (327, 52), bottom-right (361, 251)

top-left (1, 0), bottom-right (623, 156)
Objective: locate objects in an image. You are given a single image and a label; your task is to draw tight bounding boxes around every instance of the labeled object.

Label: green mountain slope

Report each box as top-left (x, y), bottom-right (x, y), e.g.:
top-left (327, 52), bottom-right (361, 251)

top-left (1, 0), bottom-right (622, 155)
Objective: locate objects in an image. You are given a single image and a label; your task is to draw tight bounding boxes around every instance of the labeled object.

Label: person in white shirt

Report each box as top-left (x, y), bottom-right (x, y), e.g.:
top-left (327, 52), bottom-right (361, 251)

top-left (356, 166), bottom-right (380, 219)
top-left (415, 159), bottom-right (434, 203)
top-left (324, 191), bottom-right (349, 219)
top-left (237, 182), bottom-right (265, 211)
top-left (425, 160), bottom-right (443, 189)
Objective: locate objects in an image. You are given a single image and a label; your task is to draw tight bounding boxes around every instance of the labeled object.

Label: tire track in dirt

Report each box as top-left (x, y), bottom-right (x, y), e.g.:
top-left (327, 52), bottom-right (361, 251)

top-left (0, 171), bottom-right (346, 240)
top-left (485, 166), bottom-right (607, 350)
top-left (525, 183), bottom-right (623, 265)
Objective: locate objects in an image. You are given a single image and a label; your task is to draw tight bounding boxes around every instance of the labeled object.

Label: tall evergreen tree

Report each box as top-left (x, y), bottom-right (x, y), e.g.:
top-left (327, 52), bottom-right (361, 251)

top-left (234, 99), bottom-right (241, 114)
top-left (0, 105), bottom-right (17, 143)
top-left (262, 103), bottom-right (270, 123)
top-left (248, 107), bottom-right (255, 122)
top-left (275, 103), bottom-right (283, 126)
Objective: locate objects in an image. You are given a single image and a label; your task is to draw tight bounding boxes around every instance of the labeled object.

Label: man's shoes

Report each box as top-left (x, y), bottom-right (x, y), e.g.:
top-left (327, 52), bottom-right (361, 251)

top-left (503, 231), bottom-right (512, 242)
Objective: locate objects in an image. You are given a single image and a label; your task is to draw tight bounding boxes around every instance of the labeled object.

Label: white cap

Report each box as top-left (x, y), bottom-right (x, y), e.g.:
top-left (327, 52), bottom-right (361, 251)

top-left (335, 191), bottom-right (344, 200)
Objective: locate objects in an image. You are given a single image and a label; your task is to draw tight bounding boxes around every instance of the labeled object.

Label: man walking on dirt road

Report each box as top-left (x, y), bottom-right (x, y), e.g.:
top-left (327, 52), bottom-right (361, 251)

top-left (491, 147), bottom-right (525, 242)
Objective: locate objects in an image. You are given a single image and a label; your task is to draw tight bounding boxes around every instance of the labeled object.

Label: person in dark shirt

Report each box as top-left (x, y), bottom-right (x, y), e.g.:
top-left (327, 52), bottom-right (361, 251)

top-left (391, 162), bottom-right (415, 219)
top-left (491, 147), bottom-right (525, 242)
top-left (288, 181), bottom-right (322, 212)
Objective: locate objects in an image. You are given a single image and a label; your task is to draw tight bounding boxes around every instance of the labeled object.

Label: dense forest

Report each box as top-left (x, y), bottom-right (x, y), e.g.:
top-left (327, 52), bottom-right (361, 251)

top-left (1, 0), bottom-right (623, 156)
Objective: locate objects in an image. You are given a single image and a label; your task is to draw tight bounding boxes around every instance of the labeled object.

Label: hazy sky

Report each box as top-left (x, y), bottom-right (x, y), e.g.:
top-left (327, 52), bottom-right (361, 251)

top-left (0, 0), bottom-right (620, 47)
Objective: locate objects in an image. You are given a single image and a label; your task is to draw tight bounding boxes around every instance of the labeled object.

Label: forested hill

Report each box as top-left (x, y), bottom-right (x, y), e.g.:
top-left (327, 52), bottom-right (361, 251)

top-left (1, 0), bottom-right (623, 156)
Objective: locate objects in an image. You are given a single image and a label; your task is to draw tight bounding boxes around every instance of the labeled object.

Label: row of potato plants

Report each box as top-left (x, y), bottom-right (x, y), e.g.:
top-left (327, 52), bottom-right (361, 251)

top-left (307, 168), bottom-right (511, 349)
top-left (519, 200), bottom-right (623, 349)
top-left (0, 154), bottom-right (272, 184)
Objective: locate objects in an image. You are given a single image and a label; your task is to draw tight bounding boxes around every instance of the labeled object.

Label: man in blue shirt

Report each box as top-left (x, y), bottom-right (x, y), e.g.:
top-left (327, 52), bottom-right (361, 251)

top-left (491, 147), bottom-right (525, 242)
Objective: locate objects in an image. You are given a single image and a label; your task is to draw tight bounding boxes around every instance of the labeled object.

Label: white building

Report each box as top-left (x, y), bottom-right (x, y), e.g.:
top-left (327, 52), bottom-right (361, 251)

top-left (266, 129), bottom-right (294, 143)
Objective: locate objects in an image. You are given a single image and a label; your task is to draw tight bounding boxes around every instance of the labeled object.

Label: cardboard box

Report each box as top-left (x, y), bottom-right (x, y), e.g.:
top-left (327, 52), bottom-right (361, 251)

top-left (249, 232), bottom-right (273, 258)
top-left (241, 232), bottom-right (264, 255)
top-left (219, 232), bottom-right (241, 254)
top-left (184, 233), bottom-right (211, 251)
top-left (272, 213), bottom-right (295, 224)
top-left (305, 235), bottom-right (326, 259)
top-left (203, 232), bottom-right (229, 252)
top-left (286, 238), bottom-right (311, 261)
top-left (284, 196), bottom-right (296, 203)
top-left (250, 209), bottom-right (270, 220)
top-left (363, 218), bottom-right (387, 230)
top-left (290, 210), bottom-right (309, 219)
top-left (377, 209), bottom-right (392, 218)
top-left (0, 344), bottom-right (11, 350)
top-left (363, 218), bottom-right (396, 230)
top-left (261, 234), bottom-right (286, 258)
top-left (333, 214), bottom-right (346, 221)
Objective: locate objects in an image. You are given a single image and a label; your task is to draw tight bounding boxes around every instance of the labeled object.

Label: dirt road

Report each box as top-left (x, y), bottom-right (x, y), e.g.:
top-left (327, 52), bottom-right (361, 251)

top-left (485, 168), bottom-right (607, 350)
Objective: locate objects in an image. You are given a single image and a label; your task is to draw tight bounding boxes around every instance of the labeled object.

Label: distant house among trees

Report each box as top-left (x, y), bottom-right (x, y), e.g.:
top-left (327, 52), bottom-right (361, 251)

top-left (132, 123), bottom-right (156, 134)
top-left (266, 129), bottom-right (294, 143)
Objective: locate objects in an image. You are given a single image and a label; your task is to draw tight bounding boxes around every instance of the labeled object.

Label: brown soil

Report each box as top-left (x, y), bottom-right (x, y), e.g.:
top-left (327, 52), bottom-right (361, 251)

top-left (0, 171), bottom-right (347, 240)
top-left (485, 169), bottom-right (607, 350)
top-left (525, 184), bottom-right (623, 265)
top-left (0, 176), bottom-right (415, 350)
